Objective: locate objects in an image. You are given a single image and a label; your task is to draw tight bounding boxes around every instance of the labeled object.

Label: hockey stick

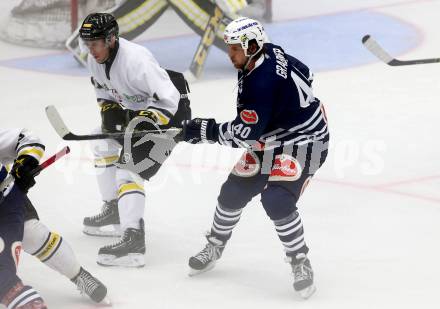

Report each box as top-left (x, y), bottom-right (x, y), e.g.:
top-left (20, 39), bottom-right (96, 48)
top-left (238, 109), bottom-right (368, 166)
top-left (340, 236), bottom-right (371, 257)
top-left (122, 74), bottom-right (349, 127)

top-left (0, 146), bottom-right (70, 193)
top-left (45, 105), bottom-right (181, 141)
top-left (185, 5), bottom-right (225, 82)
top-left (362, 35), bottom-right (440, 66)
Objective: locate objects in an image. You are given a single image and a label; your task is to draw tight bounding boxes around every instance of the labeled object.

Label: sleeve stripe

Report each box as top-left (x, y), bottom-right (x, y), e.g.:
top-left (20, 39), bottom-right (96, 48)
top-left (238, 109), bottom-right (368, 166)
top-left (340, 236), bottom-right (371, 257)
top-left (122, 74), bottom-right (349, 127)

top-left (16, 143), bottom-right (45, 153)
top-left (218, 123), bottom-right (232, 146)
top-left (218, 121), bottom-right (252, 148)
top-left (17, 147), bottom-right (44, 161)
top-left (232, 136), bottom-right (251, 148)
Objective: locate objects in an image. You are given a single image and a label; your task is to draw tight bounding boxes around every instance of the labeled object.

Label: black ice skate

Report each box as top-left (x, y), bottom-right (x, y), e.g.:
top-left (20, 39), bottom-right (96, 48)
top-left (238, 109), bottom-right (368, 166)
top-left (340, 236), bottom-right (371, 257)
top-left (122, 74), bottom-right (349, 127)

top-left (83, 199), bottom-right (121, 237)
top-left (97, 219), bottom-right (146, 267)
top-left (188, 233), bottom-right (225, 276)
top-left (71, 267), bottom-right (109, 304)
top-left (286, 253), bottom-right (316, 299)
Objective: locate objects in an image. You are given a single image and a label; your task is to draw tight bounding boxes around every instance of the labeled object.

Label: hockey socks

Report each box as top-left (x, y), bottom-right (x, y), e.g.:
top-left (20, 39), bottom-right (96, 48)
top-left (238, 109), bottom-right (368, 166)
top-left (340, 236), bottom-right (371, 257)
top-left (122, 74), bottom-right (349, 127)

top-left (273, 211), bottom-right (308, 256)
top-left (23, 220), bottom-right (81, 279)
top-left (273, 212), bottom-right (315, 298)
top-left (1, 282), bottom-right (47, 309)
top-left (210, 204), bottom-right (242, 239)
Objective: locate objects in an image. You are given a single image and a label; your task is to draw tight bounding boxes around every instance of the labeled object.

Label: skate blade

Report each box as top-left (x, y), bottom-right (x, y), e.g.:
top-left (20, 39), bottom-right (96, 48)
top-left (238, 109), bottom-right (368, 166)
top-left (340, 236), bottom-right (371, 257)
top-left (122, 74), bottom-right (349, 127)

top-left (188, 261), bottom-right (216, 277)
top-left (89, 297), bottom-right (112, 307)
top-left (99, 296), bottom-right (112, 306)
top-left (297, 284), bottom-right (316, 299)
top-left (97, 253), bottom-right (145, 268)
top-left (83, 225), bottom-right (121, 237)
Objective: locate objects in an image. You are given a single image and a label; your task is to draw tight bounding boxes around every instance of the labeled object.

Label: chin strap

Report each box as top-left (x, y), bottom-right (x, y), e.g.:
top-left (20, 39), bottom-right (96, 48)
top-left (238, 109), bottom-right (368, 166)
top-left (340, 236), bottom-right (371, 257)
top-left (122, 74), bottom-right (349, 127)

top-left (234, 52), bottom-right (258, 94)
top-left (242, 48), bottom-right (263, 74)
top-left (242, 56), bottom-right (252, 72)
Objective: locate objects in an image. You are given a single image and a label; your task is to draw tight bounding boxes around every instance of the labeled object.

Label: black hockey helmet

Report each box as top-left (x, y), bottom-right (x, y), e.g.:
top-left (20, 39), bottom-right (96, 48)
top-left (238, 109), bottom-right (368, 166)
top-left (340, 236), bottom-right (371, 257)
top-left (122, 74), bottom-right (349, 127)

top-left (79, 13), bottom-right (119, 42)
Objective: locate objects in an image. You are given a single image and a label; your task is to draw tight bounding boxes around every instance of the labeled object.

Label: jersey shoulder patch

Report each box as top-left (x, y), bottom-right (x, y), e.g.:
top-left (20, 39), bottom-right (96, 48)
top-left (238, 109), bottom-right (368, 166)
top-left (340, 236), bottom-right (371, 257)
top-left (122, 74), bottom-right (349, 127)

top-left (240, 109), bottom-right (259, 124)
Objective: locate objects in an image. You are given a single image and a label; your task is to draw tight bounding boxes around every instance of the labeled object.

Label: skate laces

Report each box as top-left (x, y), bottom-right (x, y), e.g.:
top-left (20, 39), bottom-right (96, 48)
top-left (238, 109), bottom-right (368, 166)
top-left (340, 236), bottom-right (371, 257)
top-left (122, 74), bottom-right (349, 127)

top-left (195, 243), bottom-right (217, 263)
top-left (195, 236), bottom-right (224, 264)
top-left (103, 229), bottom-right (131, 249)
top-left (75, 269), bottom-right (99, 297)
top-left (103, 226), bottom-right (143, 249)
top-left (90, 201), bottom-right (115, 220)
top-left (290, 257), bottom-right (312, 281)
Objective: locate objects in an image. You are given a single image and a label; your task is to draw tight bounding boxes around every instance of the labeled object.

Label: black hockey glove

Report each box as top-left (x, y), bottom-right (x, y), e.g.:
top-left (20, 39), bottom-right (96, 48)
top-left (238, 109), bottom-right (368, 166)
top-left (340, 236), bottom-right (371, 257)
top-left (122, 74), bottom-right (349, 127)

top-left (181, 118), bottom-right (218, 144)
top-left (126, 110), bottom-right (161, 132)
top-left (100, 101), bottom-right (128, 133)
top-left (11, 155), bottom-right (39, 193)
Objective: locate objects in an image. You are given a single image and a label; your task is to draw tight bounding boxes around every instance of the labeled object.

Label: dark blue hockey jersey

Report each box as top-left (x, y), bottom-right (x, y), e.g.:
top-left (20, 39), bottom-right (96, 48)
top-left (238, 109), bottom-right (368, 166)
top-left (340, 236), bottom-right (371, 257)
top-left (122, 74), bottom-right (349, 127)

top-left (216, 43), bottom-right (329, 150)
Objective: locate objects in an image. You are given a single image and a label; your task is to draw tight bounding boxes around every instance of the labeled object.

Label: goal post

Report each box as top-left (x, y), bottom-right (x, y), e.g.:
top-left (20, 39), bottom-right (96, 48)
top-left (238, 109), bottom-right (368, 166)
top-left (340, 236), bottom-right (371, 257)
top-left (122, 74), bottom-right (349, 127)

top-left (0, 0), bottom-right (116, 49)
top-left (71, 0), bottom-right (79, 32)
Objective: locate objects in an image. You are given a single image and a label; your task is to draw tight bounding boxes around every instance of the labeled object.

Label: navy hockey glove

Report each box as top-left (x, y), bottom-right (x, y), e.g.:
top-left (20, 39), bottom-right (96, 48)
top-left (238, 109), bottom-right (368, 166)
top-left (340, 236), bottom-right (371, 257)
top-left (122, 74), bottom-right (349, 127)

top-left (11, 155), bottom-right (39, 193)
top-left (182, 118), bottom-right (218, 144)
top-left (100, 101), bottom-right (127, 133)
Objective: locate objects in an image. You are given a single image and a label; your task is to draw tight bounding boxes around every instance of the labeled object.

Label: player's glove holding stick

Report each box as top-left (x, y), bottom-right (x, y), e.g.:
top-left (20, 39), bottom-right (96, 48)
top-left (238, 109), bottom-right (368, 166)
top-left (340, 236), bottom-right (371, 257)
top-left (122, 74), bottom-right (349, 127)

top-left (11, 155), bottom-right (39, 193)
top-left (101, 102), bottom-right (163, 137)
top-left (100, 102), bottom-right (127, 133)
top-left (181, 118), bottom-right (218, 144)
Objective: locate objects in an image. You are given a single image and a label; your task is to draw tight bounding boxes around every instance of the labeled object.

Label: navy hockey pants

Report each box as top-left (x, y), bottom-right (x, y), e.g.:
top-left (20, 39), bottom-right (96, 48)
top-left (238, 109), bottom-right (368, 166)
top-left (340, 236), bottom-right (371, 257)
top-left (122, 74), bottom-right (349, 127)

top-left (218, 137), bottom-right (329, 221)
top-left (0, 186), bottom-right (25, 300)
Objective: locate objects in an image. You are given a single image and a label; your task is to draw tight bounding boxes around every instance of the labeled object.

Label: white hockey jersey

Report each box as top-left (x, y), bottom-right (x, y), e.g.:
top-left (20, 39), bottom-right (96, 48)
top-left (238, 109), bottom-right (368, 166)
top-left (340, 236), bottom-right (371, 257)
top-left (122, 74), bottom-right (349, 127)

top-left (0, 128), bottom-right (45, 198)
top-left (86, 38), bottom-right (180, 125)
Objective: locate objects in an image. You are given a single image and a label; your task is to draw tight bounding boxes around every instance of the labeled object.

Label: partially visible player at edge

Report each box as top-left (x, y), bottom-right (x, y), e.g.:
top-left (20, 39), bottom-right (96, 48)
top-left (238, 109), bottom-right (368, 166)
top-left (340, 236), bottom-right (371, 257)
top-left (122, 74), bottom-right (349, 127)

top-left (181, 17), bottom-right (330, 299)
top-left (0, 128), bottom-right (108, 309)
top-left (78, 13), bottom-right (190, 267)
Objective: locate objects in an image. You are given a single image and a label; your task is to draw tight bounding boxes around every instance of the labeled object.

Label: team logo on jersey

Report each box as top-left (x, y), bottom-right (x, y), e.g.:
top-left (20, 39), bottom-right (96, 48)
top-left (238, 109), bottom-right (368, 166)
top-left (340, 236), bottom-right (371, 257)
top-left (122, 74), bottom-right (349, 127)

top-left (232, 150), bottom-right (260, 177)
top-left (269, 154), bottom-right (302, 181)
top-left (240, 110), bottom-right (258, 124)
top-left (11, 241), bottom-right (22, 268)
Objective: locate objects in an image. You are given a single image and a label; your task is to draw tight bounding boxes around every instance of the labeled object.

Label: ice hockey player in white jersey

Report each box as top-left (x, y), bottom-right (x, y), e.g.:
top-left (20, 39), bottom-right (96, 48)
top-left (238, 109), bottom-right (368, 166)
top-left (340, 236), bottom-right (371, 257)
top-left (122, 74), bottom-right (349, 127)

top-left (0, 128), bottom-right (108, 306)
top-left (78, 13), bottom-right (191, 267)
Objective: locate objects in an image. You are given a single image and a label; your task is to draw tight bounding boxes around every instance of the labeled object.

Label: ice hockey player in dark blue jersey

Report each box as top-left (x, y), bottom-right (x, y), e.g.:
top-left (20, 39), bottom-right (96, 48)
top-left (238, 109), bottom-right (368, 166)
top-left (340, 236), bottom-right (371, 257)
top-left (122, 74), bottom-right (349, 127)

top-left (181, 17), bottom-right (329, 299)
top-left (0, 129), bottom-right (108, 308)
top-left (1, 129), bottom-right (49, 308)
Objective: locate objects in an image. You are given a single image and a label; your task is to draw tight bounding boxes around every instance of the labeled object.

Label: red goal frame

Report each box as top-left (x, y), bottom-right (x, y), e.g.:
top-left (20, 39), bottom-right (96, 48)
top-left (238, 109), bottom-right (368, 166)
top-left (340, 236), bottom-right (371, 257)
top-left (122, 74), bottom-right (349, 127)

top-left (71, 0), bottom-right (78, 32)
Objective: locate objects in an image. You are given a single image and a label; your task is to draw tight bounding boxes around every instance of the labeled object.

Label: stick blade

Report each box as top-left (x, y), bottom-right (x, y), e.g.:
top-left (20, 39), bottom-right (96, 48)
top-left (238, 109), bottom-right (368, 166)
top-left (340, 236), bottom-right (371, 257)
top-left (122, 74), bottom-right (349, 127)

top-left (362, 34), bottom-right (394, 64)
top-left (45, 105), bottom-right (71, 139)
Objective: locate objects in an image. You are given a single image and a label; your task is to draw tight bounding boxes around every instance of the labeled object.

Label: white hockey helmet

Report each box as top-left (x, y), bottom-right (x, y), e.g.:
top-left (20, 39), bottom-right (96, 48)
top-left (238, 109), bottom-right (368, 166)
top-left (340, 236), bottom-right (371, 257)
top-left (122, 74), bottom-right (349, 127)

top-left (224, 17), bottom-right (268, 56)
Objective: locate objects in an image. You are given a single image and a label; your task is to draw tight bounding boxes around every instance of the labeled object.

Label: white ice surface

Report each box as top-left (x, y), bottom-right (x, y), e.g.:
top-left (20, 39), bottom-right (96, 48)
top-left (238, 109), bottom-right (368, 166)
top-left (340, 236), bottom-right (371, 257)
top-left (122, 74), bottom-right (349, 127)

top-left (1, 1), bottom-right (440, 308)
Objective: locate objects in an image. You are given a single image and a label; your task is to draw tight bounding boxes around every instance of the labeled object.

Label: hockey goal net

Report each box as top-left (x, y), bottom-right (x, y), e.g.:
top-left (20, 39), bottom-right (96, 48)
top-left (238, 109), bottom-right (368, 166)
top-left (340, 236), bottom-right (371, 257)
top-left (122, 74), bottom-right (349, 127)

top-left (0, 0), bottom-right (117, 49)
top-left (0, 0), bottom-right (273, 49)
